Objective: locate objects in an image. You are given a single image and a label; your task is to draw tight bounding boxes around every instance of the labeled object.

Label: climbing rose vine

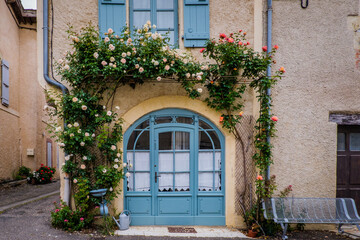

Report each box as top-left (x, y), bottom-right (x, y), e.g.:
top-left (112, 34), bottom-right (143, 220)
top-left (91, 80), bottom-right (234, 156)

top-left (47, 22), bottom-right (284, 232)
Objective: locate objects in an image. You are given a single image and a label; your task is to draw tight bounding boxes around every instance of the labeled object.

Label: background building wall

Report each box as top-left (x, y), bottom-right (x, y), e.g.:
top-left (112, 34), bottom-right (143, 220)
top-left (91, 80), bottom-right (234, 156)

top-left (271, 0), bottom-right (360, 198)
top-left (0, 0), bottom-right (54, 180)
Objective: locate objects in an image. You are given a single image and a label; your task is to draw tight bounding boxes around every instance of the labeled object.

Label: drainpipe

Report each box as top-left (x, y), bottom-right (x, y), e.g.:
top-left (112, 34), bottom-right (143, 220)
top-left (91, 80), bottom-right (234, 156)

top-left (43, 0), bottom-right (70, 205)
top-left (265, 0), bottom-right (272, 181)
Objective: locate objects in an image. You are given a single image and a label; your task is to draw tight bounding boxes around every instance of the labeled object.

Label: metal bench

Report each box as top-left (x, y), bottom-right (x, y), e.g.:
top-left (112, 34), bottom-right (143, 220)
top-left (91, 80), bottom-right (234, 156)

top-left (263, 197), bottom-right (360, 239)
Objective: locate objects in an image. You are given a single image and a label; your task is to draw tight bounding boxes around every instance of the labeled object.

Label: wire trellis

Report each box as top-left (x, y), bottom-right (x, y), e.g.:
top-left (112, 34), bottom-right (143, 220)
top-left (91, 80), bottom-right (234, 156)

top-left (234, 115), bottom-right (257, 215)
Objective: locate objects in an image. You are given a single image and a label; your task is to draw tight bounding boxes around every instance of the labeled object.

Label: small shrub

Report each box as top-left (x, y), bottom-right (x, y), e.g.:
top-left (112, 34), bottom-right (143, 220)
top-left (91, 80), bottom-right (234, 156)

top-left (51, 200), bottom-right (93, 231)
top-left (30, 164), bottom-right (56, 184)
top-left (15, 166), bottom-right (31, 180)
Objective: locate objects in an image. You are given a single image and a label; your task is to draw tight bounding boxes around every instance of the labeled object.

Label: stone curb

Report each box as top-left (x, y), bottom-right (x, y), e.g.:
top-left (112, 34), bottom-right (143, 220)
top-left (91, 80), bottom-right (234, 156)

top-left (0, 190), bottom-right (60, 213)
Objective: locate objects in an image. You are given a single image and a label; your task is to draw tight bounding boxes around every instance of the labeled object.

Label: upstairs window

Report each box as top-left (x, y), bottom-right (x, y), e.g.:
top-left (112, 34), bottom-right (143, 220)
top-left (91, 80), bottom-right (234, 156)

top-left (98, 0), bottom-right (209, 47)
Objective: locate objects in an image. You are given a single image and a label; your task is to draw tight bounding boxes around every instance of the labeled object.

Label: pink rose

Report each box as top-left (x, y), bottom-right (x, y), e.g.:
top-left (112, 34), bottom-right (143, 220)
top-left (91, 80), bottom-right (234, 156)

top-left (256, 175), bottom-right (263, 181)
top-left (228, 38), bottom-right (234, 43)
top-left (101, 61), bottom-right (107, 66)
top-left (219, 33), bottom-right (226, 39)
top-left (271, 116), bottom-right (279, 122)
top-left (80, 217), bottom-right (84, 221)
top-left (200, 48), bottom-right (205, 53)
top-left (274, 45), bottom-right (279, 50)
top-left (262, 46), bottom-right (268, 52)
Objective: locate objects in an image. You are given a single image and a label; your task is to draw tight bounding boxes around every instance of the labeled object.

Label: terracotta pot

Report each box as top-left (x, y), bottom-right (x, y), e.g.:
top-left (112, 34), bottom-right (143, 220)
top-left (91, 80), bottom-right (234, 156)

top-left (247, 229), bottom-right (258, 238)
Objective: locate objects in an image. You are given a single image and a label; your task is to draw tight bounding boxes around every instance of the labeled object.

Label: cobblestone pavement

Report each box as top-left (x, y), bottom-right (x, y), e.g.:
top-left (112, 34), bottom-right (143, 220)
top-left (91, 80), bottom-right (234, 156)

top-left (0, 180), bottom-right (60, 208)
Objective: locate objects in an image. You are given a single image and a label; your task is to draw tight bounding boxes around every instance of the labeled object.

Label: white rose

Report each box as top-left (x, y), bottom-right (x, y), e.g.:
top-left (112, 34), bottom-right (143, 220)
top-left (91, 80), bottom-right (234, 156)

top-left (123, 163), bottom-right (127, 167)
top-left (156, 76), bottom-right (161, 81)
top-left (107, 111), bottom-right (112, 116)
top-left (91, 133), bottom-right (96, 138)
top-left (74, 122), bottom-right (79, 127)
top-left (102, 169), bottom-right (107, 173)
top-left (70, 133), bottom-right (74, 137)
top-left (111, 145), bottom-right (116, 151)
top-left (73, 179), bottom-right (78, 184)
top-left (83, 156), bottom-right (87, 160)
top-left (109, 187), bottom-right (113, 192)
top-left (80, 142), bottom-right (85, 146)
top-left (80, 164), bottom-right (86, 169)
top-left (125, 172), bottom-right (131, 177)
top-left (65, 155), bottom-right (70, 161)
top-left (85, 132), bottom-right (90, 137)
top-left (197, 88), bottom-right (203, 93)
top-left (67, 124), bottom-right (72, 128)
top-left (114, 164), bottom-right (119, 169)
top-left (81, 105), bottom-right (87, 110)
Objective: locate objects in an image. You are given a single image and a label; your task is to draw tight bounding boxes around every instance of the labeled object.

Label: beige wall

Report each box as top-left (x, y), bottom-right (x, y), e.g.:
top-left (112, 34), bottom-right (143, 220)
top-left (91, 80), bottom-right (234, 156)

top-left (0, 0), bottom-right (55, 180)
top-left (271, 0), bottom-right (360, 198)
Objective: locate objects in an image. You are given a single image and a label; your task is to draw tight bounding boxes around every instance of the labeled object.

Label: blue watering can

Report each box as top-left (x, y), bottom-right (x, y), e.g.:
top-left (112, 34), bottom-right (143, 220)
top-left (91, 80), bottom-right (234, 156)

top-left (113, 210), bottom-right (131, 230)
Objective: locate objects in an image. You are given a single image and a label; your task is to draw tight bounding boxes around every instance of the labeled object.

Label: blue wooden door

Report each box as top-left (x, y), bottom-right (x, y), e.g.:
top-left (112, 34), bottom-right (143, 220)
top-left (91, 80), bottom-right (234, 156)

top-left (154, 127), bottom-right (195, 224)
top-left (124, 109), bottom-right (225, 225)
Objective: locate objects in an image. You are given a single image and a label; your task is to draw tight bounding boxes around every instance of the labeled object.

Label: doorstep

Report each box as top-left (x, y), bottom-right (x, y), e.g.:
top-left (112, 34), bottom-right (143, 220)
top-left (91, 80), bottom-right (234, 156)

top-left (114, 226), bottom-right (249, 238)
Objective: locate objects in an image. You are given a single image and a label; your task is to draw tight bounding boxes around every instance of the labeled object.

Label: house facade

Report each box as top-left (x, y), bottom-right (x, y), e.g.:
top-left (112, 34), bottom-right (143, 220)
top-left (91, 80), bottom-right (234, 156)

top-left (38, 0), bottom-right (360, 228)
top-left (0, 0), bottom-right (58, 182)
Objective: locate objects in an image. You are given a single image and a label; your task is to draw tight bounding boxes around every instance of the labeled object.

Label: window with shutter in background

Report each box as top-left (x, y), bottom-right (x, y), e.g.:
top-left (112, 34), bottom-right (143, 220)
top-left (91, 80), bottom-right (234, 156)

top-left (1, 59), bottom-right (9, 107)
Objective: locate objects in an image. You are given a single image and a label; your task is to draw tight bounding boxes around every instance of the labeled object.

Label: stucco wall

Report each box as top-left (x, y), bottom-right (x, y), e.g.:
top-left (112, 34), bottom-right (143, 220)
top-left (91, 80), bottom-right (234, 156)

top-left (271, 0), bottom-right (360, 198)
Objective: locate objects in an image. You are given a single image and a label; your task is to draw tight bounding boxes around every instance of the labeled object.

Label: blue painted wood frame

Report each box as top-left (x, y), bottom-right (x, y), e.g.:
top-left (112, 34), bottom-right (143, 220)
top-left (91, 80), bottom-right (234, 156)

top-left (129, 0), bottom-right (179, 48)
top-left (123, 108), bottom-right (225, 225)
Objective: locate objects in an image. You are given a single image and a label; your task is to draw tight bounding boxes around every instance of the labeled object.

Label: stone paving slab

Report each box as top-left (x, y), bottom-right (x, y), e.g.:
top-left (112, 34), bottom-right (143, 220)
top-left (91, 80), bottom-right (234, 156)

top-left (115, 226), bottom-right (248, 238)
top-left (0, 180), bottom-right (60, 208)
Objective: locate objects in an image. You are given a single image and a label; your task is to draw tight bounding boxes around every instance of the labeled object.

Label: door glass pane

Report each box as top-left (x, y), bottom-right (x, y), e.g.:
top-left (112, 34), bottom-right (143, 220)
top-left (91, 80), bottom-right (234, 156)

top-left (199, 172), bottom-right (213, 191)
top-left (157, 12), bottom-right (174, 29)
top-left (350, 133), bottom-right (360, 151)
top-left (175, 132), bottom-right (189, 150)
top-left (175, 152), bottom-right (189, 171)
top-left (159, 152), bottom-right (173, 171)
top-left (157, 0), bottom-right (174, 9)
top-left (135, 120), bottom-right (149, 129)
top-left (133, 0), bottom-right (150, 9)
top-left (159, 132), bottom-right (172, 150)
top-left (215, 172), bottom-right (221, 191)
top-left (215, 151), bottom-right (221, 170)
top-left (208, 131), bottom-right (221, 149)
top-left (199, 152), bottom-right (213, 171)
top-left (337, 133), bottom-right (345, 151)
top-left (133, 12), bottom-right (151, 29)
top-left (199, 131), bottom-right (212, 149)
top-left (135, 131), bottom-right (150, 150)
top-left (176, 117), bottom-right (193, 124)
top-left (159, 173), bottom-right (173, 191)
top-left (135, 173), bottom-right (150, 191)
top-left (175, 173), bottom-right (189, 191)
top-left (199, 120), bottom-right (211, 129)
top-left (156, 116), bottom-right (173, 124)
top-left (126, 152), bottom-right (134, 171)
top-left (127, 131), bottom-right (140, 150)
top-left (134, 152), bottom-right (150, 171)
top-left (127, 172), bottom-right (134, 191)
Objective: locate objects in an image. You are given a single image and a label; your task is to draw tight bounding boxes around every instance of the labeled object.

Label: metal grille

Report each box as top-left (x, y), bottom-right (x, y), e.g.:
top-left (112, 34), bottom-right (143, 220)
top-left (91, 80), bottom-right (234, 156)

top-left (234, 115), bottom-right (257, 215)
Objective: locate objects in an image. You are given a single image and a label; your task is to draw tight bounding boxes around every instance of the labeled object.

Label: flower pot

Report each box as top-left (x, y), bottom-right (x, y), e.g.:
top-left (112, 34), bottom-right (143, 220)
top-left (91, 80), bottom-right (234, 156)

top-left (247, 229), bottom-right (258, 238)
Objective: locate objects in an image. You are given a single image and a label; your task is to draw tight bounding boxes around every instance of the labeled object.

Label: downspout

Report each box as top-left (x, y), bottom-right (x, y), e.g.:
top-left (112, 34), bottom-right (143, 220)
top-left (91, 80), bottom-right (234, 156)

top-left (43, 0), bottom-right (70, 205)
top-left (265, 0), bottom-right (272, 181)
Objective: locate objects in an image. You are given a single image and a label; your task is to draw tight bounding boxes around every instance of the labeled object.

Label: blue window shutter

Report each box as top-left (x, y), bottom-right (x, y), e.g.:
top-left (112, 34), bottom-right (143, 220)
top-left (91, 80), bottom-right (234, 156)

top-left (183, 0), bottom-right (209, 48)
top-left (1, 59), bottom-right (9, 107)
top-left (99, 0), bottom-right (126, 37)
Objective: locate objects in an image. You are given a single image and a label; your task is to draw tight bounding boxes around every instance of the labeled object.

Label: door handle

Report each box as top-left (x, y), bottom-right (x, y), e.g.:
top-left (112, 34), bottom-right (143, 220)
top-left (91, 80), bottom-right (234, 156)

top-left (155, 172), bottom-right (161, 183)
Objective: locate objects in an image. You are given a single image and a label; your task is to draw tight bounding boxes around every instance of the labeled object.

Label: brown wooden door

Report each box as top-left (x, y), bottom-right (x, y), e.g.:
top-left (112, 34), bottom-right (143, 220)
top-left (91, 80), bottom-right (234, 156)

top-left (337, 125), bottom-right (360, 209)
